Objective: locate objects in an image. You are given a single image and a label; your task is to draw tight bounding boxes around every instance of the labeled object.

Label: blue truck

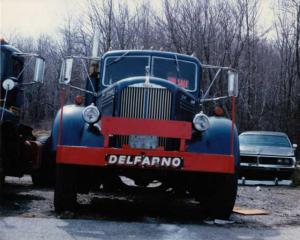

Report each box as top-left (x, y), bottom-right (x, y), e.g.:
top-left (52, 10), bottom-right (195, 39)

top-left (0, 39), bottom-right (45, 195)
top-left (52, 48), bottom-right (239, 220)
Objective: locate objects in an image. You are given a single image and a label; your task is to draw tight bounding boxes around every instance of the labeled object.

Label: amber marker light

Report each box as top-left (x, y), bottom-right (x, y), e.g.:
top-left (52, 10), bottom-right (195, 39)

top-left (75, 95), bottom-right (84, 105)
top-left (214, 105), bottom-right (224, 116)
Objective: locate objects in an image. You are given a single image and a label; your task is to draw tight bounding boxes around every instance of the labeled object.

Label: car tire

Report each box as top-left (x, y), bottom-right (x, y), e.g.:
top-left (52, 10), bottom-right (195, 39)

top-left (194, 173), bottom-right (238, 220)
top-left (54, 164), bottom-right (77, 213)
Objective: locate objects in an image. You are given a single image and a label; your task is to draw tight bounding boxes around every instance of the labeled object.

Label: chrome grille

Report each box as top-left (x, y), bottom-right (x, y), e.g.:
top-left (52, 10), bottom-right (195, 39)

top-left (118, 87), bottom-right (172, 147)
top-left (120, 87), bottom-right (172, 119)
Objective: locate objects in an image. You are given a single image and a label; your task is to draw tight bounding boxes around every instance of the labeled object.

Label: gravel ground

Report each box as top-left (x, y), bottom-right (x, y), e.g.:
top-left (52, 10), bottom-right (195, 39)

top-left (0, 175), bottom-right (300, 229)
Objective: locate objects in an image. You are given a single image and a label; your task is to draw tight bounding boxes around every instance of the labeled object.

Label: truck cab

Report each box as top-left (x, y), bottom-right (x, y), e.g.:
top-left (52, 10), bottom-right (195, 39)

top-left (53, 49), bottom-right (239, 220)
top-left (0, 39), bottom-right (45, 194)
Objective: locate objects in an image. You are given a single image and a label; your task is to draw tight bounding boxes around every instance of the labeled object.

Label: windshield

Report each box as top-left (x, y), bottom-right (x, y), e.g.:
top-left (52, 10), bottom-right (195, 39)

top-left (103, 56), bottom-right (149, 85)
top-left (152, 57), bottom-right (197, 91)
top-left (102, 55), bottom-right (197, 91)
top-left (239, 134), bottom-right (291, 148)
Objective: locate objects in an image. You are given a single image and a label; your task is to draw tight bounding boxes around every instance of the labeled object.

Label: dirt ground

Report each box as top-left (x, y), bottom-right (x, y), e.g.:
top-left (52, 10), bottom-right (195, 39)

top-left (0, 176), bottom-right (300, 228)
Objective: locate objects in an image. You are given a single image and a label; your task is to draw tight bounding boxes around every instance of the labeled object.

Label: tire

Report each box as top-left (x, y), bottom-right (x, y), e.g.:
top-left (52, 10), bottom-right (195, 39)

top-left (31, 136), bottom-right (55, 187)
top-left (102, 174), bottom-right (124, 192)
top-left (0, 166), bottom-right (4, 198)
top-left (54, 164), bottom-right (77, 213)
top-left (194, 173), bottom-right (238, 220)
top-left (0, 122), bottom-right (4, 198)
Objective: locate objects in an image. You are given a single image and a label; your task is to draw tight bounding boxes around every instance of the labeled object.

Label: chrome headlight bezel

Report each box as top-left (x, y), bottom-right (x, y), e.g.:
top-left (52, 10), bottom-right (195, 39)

top-left (193, 112), bottom-right (210, 131)
top-left (82, 104), bottom-right (100, 124)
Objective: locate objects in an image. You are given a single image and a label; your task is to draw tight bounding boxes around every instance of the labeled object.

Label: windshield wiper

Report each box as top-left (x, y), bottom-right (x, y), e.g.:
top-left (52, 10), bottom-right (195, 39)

top-left (174, 54), bottom-right (180, 74)
top-left (106, 51), bottom-right (129, 67)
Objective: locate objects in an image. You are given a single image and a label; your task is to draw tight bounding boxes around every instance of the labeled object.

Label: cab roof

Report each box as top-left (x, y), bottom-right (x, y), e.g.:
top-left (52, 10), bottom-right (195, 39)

top-left (101, 50), bottom-right (202, 65)
top-left (0, 43), bottom-right (22, 54)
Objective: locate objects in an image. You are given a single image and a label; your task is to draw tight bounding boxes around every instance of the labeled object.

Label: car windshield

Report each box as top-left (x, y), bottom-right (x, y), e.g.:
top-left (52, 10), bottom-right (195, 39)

top-left (103, 55), bottom-right (197, 91)
top-left (239, 134), bottom-right (291, 148)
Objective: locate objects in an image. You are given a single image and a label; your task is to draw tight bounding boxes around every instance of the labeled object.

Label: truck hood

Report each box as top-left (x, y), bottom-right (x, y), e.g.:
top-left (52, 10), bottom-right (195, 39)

top-left (240, 145), bottom-right (294, 157)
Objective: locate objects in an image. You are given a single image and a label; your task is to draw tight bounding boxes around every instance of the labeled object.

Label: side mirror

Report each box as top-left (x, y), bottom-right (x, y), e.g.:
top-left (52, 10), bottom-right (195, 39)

top-left (59, 58), bottom-right (73, 84)
top-left (33, 57), bottom-right (45, 83)
top-left (228, 70), bottom-right (238, 97)
top-left (91, 29), bottom-right (100, 58)
top-left (293, 144), bottom-right (298, 150)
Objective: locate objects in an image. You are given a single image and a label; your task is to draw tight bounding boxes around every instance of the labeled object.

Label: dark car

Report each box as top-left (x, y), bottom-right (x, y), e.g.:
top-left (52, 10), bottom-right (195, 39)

top-left (239, 131), bottom-right (297, 183)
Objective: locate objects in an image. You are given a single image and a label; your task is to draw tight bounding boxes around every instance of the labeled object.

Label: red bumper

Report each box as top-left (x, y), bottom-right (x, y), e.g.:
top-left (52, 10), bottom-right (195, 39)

top-left (56, 146), bottom-right (235, 174)
top-left (56, 117), bottom-right (235, 174)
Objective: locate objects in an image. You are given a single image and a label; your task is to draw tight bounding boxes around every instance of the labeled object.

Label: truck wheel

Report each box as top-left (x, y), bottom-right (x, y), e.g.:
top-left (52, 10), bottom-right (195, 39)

top-left (0, 122), bottom-right (4, 198)
top-left (31, 136), bottom-right (55, 187)
top-left (54, 164), bottom-right (77, 213)
top-left (0, 167), bottom-right (4, 198)
top-left (195, 173), bottom-right (237, 220)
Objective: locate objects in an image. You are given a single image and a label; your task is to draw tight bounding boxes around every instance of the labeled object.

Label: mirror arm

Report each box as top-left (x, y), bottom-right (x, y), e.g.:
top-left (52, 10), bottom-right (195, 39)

top-left (201, 68), bottom-right (222, 100)
top-left (200, 95), bottom-right (228, 103)
top-left (68, 84), bottom-right (98, 97)
top-left (18, 82), bottom-right (41, 86)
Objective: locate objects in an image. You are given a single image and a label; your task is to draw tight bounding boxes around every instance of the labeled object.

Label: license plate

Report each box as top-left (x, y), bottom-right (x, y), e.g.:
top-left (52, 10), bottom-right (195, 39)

top-left (106, 154), bottom-right (183, 169)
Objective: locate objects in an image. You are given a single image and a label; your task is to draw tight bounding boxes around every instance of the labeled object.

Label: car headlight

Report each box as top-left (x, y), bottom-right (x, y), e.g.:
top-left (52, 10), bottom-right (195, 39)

top-left (82, 104), bottom-right (100, 123)
top-left (193, 112), bottom-right (210, 131)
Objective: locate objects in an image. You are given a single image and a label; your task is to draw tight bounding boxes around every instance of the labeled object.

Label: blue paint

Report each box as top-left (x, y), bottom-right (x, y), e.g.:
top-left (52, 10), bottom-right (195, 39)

top-left (187, 117), bottom-right (240, 167)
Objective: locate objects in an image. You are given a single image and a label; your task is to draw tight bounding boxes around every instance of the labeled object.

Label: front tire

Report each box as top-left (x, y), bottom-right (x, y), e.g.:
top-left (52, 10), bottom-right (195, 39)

top-left (194, 173), bottom-right (238, 220)
top-left (54, 164), bottom-right (77, 213)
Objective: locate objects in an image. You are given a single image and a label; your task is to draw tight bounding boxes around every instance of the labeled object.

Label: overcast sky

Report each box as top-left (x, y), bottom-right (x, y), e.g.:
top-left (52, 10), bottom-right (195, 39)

top-left (0, 0), bottom-right (275, 39)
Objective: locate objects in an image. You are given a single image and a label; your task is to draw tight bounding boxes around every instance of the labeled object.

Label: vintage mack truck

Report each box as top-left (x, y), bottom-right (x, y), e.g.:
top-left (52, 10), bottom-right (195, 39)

top-left (53, 48), bottom-right (239, 219)
top-left (0, 39), bottom-right (46, 195)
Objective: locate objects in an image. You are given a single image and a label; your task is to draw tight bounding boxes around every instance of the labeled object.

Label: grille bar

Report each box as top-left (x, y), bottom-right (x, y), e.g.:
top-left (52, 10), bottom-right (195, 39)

top-left (120, 87), bottom-right (172, 119)
top-left (119, 87), bottom-right (172, 147)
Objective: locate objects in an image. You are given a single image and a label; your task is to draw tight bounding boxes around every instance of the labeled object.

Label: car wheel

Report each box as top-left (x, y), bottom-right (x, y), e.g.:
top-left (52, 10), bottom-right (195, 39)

top-left (54, 164), bottom-right (77, 213)
top-left (194, 173), bottom-right (238, 220)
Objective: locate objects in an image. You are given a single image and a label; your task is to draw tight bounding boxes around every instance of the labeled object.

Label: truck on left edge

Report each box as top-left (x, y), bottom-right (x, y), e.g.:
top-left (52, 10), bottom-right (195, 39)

top-left (0, 38), bottom-right (47, 196)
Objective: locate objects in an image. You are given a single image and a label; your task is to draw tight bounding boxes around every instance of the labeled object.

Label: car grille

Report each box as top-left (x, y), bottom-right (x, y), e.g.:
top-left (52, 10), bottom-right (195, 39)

top-left (240, 156), bottom-right (258, 164)
top-left (259, 157), bottom-right (293, 166)
top-left (240, 155), bottom-right (293, 166)
top-left (117, 86), bottom-right (173, 148)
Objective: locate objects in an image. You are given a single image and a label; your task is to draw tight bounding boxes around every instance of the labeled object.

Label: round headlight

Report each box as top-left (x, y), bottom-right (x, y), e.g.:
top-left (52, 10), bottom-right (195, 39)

top-left (82, 104), bottom-right (100, 123)
top-left (193, 112), bottom-right (210, 131)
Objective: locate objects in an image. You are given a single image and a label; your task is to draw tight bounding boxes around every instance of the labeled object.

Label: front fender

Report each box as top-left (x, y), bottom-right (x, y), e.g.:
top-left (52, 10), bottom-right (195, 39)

top-left (51, 104), bottom-right (104, 151)
top-left (51, 105), bottom-right (85, 151)
top-left (187, 116), bottom-right (240, 167)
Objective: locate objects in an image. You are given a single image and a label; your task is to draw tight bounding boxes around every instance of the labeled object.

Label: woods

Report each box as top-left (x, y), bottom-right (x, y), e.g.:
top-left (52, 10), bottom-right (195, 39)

top-left (3, 0), bottom-right (300, 141)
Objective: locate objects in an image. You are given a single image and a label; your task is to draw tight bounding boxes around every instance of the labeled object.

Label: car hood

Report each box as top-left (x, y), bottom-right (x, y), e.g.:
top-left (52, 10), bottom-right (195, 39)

top-left (240, 145), bottom-right (294, 157)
